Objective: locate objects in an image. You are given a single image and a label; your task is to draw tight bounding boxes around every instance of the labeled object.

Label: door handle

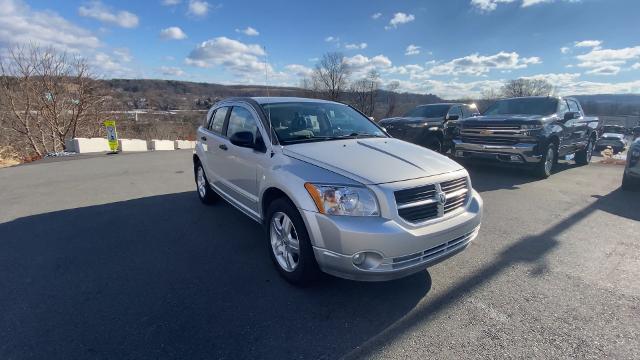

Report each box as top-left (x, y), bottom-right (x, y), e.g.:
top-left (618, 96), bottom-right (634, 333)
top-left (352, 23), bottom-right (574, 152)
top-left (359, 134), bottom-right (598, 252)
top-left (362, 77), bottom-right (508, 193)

top-left (201, 136), bottom-right (207, 141)
top-left (219, 144), bottom-right (228, 151)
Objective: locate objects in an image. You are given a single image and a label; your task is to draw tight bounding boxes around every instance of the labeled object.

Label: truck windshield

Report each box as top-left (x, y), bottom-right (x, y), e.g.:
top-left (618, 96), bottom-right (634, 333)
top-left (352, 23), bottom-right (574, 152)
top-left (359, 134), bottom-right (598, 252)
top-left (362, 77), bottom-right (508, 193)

top-left (261, 102), bottom-right (386, 145)
top-left (483, 98), bottom-right (559, 116)
top-left (404, 104), bottom-right (451, 118)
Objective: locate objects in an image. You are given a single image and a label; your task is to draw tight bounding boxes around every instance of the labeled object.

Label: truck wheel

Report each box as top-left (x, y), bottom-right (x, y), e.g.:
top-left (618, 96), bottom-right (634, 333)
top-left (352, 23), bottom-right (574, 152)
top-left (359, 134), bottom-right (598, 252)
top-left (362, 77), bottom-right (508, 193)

top-left (622, 173), bottom-right (637, 191)
top-left (195, 162), bottom-right (218, 204)
top-left (575, 137), bottom-right (594, 165)
top-left (534, 143), bottom-right (556, 179)
top-left (265, 198), bottom-right (320, 286)
top-left (425, 138), bottom-right (443, 153)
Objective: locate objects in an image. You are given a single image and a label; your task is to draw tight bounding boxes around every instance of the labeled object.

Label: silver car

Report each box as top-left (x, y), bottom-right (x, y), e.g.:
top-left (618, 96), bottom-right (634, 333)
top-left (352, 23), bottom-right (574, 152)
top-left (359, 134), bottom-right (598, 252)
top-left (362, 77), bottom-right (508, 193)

top-left (194, 97), bottom-right (483, 285)
top-left (622, 138), bottom-right (640, 190)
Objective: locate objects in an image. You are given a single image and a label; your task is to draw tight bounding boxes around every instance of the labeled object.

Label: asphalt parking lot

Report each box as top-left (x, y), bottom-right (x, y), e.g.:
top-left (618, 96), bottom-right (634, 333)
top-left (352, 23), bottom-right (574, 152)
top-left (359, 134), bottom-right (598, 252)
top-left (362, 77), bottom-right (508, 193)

top-left (1, 150), bottom-right (638, 359)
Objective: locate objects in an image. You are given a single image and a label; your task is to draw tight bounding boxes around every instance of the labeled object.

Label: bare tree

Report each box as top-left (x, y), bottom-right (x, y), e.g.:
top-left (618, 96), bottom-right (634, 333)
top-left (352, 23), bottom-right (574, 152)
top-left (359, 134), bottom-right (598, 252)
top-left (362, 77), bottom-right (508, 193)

top-left (385, 81), bottom-right (400, 117)
top-left (0, 45), bottom-right (108, 156)
top-left (312, 52), bottom-right (350, 101)
top-left (349, 70), bottom-right (380, 116)
top-left (500, 78), bottom-right (554, 98)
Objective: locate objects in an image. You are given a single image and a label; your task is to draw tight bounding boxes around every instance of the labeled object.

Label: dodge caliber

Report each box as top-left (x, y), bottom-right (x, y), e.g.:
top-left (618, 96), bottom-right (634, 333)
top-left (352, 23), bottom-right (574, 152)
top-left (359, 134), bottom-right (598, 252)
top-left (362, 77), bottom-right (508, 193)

top-left (193, 97), bottom-right (483, 285)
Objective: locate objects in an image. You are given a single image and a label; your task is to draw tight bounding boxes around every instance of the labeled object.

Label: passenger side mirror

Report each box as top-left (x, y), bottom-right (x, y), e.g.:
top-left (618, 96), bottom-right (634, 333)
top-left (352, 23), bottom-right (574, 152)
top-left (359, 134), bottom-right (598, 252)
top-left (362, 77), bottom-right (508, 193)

top-left (229, 131), bottom-right (255, 149)
top-left (446, 114), bottom-right (459, 121)
top-left (564, 111), bottom-right (579, 121)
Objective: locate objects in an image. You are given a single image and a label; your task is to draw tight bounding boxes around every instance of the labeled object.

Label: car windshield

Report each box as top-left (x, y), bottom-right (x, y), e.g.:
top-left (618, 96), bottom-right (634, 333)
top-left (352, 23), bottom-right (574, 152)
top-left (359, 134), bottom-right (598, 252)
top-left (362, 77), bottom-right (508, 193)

top-left (603, 126), bottom-right (625, 134)
top-left (483, 98), bottom-right (559, 116)
top-left (261, 102), bottom-right (386, 144)
top-left (404, 104), bottom-right (451, 118)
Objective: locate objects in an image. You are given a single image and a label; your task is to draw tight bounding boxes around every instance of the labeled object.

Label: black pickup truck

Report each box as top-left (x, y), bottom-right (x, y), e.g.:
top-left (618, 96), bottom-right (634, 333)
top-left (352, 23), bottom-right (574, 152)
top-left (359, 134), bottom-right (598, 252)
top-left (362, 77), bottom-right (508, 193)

top-left (450, 96), bottom-right (601, 178)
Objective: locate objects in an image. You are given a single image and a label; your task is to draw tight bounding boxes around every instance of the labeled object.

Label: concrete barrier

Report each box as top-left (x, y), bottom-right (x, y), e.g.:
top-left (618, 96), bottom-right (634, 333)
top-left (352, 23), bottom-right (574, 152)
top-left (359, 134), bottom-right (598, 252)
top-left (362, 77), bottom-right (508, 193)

top-left (73, 138), bottom-right (110, 153)
top-left (174, 140), bottom-right (196, 149)
top-left (149, 140), bottom-right (175, 151)
top-left (118, 139), bottom-right (148, 152)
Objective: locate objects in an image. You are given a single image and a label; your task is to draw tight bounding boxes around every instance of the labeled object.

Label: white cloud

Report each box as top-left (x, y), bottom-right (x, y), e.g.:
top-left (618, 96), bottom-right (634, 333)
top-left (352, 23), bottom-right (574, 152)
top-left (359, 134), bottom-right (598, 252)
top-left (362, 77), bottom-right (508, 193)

top-left (324, 36), bottom-right (338, 42)
top-left (371, 12), bottom-right (382, 19)
top-left (345, 42), bottom-right (367, 50)
top-left (284, 64), bottom-right (313, 78)
top-left (113, 48), bottom-right (132, 62)
top-left (560, 47), bottom-right (570, 54)
top-left (385, 12), bottom-right (415, 29)
top-left (160, 26), bottom-right (187, 40)
top-left (187, 0), bottom-right (209, 16)
top-left (574, 40), bottom-right (602, 48)
top-left (405, 44), bottom-right (421, 56)
top-left (92, 52), bottom-right (133, 77)
top-left (158, 66), bottom-right (185, 76)
top-left (344, 54), bottom-right (392, 78)
top-left (576, 45), bottom-right (640, 75)
top-left (162, 0), bottom-right (181, 5)
top-left (632, 63), bottom-right (640, 70)
top-left (235, 27), bottom-right (259, 36)
top-left (428, 51), bottom-right (541, 76)
top-left (471, 0), bottom-right (581, 12)
top-left (0, 0), bottom-right (100, 52)
top-left (78, 1), bottom-right (139, 28)
top-left (185, 37), bottom-right (271, 79)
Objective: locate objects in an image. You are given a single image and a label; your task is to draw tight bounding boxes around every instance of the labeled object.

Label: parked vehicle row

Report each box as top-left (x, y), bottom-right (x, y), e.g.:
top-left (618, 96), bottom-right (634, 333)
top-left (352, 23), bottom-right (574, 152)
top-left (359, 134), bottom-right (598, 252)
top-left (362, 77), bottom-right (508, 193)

top-left (382, 96), bottom-right (602, 179)
top-left (596, 125), bottom-right (628, 154)
top-left (623, 138), bottom-right (640, 190)
top-left (194, 97), bottom-right (483, 285)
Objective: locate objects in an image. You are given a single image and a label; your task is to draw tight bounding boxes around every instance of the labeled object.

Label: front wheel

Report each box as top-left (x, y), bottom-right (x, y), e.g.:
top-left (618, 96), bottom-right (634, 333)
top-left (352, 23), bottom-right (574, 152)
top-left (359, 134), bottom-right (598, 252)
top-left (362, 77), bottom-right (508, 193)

top-left (265, 198), bottom-right (320, 286)
top-left (195, 162), bottom-right (218, 204)
top-left (533, 142), bottom-right (556, 179)
top-left (575, 137), bottom-right (594, 165)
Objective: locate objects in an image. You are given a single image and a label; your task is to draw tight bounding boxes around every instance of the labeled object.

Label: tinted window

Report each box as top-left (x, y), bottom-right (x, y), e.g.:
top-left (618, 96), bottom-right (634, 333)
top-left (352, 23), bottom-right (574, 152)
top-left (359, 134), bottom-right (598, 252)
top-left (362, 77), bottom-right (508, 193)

top-left (404, 104), bottom-right (451, 118)
top-left (448, 106), bottom-right (462, 118)
top-left (567, 100), bottom-right (580, 113)
top-left (227, 106), bottom-right (259, 140)
top-left (209, 107), bottom-right (229, 135)
top-left (483, 98), bottom-right (559, 116)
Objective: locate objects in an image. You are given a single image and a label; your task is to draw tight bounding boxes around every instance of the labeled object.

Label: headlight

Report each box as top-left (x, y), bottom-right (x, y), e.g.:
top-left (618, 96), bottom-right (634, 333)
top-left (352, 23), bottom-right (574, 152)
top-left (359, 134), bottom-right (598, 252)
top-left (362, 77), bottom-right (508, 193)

top-left (407, 122), bottom-right (428, 128)
top-left (304, 183), bottom-right (379, 216)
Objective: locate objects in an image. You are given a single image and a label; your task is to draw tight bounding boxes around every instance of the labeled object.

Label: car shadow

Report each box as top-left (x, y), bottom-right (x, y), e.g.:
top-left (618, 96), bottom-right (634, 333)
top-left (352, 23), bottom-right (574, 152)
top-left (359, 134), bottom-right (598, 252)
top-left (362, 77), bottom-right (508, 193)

top-left (462, 160), bottom-right (578, 192)
top-left (0, 192), bottom-right (430, 360)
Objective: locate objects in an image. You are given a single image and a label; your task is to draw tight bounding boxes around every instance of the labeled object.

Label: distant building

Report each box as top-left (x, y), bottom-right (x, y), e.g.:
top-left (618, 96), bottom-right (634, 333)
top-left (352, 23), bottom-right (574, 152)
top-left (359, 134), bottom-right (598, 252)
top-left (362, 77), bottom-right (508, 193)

top-left (600, 115), bottom-right (640, 128)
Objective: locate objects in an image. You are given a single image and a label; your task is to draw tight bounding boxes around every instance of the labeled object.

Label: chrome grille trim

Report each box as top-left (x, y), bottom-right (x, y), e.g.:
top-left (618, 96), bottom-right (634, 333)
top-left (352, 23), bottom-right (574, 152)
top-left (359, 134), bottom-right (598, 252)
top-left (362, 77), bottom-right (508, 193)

top-left (394, 176), bottom-right (469, 223)
top-left (389, 228), bottom-right (478, 270)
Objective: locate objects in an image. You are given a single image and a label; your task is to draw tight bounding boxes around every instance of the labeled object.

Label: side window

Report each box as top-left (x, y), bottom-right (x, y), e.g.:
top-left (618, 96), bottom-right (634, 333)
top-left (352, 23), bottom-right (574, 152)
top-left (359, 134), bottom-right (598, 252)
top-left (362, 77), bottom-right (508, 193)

top-left (448, 106), bottom-right (462, 119)
top-left (568, 100), bottom-right (580, 114)
top-left (226, 106), bottom-right (259, 140)
top-left (558, 100), bottom-right (569, 115)
top-left (209, 107), bottom-right (229, 135)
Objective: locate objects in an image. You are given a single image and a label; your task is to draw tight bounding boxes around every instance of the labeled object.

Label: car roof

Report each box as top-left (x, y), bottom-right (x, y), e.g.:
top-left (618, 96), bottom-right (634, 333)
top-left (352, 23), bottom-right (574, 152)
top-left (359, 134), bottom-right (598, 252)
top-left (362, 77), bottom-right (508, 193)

top-left (250, 97), bottom-right (341, 105)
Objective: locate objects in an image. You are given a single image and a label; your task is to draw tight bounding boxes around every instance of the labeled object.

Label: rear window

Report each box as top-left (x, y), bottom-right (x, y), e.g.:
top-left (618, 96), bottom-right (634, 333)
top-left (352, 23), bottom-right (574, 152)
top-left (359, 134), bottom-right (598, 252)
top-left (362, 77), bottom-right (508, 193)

top-left (404, 104), bottom-right (451, 118)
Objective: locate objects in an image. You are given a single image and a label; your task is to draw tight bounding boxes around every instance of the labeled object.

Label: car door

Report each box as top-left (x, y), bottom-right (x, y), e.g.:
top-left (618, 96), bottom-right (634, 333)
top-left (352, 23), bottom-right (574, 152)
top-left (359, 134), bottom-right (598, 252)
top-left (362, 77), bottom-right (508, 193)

top-left (199, 106), bottom-right (230, 188)
top-left (568, 99), bottom-right (589, 149)
top-left (216, 104), bottom-right (268, 214)
top-left (556, 99), bottom-right (575, 156)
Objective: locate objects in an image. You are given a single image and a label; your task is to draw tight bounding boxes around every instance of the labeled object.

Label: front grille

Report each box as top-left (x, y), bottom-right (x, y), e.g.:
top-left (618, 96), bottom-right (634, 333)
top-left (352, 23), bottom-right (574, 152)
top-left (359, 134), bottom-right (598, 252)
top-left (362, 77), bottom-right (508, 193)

top-left (394, 177), bottom-right (469, 223)
top-left (461, 136), bottom-right (519, 146)
top-left (390, 228), bottom-right (477, 270)
top-left (462, 124), bottom-right (521, 131)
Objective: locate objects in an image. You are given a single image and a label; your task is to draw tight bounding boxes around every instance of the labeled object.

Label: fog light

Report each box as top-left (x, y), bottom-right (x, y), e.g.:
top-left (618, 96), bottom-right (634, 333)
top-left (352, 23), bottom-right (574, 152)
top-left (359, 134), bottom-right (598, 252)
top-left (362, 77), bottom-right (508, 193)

top-left (352, 252), bottom-right (366, 265)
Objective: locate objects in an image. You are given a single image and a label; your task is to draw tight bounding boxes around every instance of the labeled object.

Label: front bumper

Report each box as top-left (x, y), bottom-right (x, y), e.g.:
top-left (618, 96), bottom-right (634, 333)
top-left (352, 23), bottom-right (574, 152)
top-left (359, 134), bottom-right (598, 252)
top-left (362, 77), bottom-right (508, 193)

top-left (452, 140), bottom-right (542, 164)
top-left (301, 190), bottom-right (483, 281)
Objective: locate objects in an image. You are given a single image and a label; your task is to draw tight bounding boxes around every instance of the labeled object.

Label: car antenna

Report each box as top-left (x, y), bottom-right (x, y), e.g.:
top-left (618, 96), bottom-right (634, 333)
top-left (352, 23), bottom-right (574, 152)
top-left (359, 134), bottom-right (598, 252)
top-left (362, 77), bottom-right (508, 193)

top-left (263, 45), bottom-right (275, 157)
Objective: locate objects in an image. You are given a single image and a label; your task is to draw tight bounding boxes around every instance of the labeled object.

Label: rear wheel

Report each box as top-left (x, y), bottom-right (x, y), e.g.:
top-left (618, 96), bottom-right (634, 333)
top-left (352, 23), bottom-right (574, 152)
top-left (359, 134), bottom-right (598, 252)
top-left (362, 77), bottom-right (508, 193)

top-left (622, 173), bottom-right (637, 191)
top-left (575, 136), bottom-right (594, 165)
top-left (266, 198), bottom-right (320, 286)
top-left (424, 137), bottom-right (443, 153)
top-left (533, 142), bottom-right (556, 179)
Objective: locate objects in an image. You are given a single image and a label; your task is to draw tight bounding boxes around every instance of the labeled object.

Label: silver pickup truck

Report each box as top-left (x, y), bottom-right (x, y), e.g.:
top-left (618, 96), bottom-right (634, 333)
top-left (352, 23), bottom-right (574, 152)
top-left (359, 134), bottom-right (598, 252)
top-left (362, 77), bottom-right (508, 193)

top-left (194, 97), bottom-right (483, 285)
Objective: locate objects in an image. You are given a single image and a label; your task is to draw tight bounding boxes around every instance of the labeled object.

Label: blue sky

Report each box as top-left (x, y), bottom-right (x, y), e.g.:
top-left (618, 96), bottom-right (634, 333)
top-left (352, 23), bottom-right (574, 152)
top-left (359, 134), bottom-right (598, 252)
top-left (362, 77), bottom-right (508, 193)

top-left (2, 0), bottom-right (639, 98)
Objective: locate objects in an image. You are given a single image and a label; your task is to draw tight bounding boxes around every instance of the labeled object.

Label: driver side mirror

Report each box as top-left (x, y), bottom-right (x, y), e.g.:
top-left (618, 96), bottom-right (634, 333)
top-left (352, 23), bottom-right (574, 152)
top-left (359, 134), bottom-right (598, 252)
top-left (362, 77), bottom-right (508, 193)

top-left (229, 131), bottom-right (255, 149)
top-left (446, 114), bottom-right (459, 121)
top-left (564, 111), bottom-right (579, 121)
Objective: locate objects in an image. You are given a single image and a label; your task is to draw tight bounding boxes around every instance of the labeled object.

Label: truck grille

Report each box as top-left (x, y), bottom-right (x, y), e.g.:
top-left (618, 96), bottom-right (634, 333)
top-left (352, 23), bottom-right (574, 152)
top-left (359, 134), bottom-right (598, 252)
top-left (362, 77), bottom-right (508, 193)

top-left (461, 136), bottom-right (519, 146)
top-left (462, 124), bottom-right (522, 131)
top-left (394, 177), bottom-right (469, 223)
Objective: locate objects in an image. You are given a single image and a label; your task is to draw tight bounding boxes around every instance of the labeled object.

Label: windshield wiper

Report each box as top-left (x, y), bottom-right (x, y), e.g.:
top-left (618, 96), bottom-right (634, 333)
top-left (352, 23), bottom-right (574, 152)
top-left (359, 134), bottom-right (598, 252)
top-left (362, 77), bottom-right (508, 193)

top-left (335, 132), bottom-right (385, 139)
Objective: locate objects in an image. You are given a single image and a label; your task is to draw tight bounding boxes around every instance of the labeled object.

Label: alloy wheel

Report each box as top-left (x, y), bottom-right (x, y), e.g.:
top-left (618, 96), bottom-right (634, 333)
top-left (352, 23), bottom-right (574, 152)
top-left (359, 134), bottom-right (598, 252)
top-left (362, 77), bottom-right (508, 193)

top-left (197, 166), bottom-right (207, 198)
top-left (270, 212), bottom-right (300, 272)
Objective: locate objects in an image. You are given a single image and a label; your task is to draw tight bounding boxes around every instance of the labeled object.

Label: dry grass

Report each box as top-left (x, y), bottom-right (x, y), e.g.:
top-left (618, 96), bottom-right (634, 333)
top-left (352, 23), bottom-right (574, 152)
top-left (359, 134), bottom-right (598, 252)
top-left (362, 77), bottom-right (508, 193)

top-left (0, 146), bottom-right (21, 168)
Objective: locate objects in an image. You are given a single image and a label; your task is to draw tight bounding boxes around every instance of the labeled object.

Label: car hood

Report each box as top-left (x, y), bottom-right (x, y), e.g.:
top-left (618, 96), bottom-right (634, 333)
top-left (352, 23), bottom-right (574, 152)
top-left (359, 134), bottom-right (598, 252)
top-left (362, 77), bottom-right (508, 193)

top-left (282, 138), bottom-right (463, 185)
top-left (461, 114), bottom-right (547, 125)
top-left (380, 116), bottom-right (443, 125)
top-left (600, 133), bottom-right (625, 140)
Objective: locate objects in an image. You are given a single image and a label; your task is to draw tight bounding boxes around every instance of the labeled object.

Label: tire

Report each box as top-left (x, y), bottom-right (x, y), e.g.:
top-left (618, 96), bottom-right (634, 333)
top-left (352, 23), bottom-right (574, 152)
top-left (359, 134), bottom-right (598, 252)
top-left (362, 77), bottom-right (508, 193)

top-left (425, 137), bottom-right (443, 153)
top-left (533, 142), bottom-right (557, 179)
top-left (575, 136), bottom-right (595, 165)
top-left (195, 161), bottom-right (217, 204)
top-left (622, 173), bottom-right (637, 191)
top-left (265, 198), bottom-right (320, 286)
